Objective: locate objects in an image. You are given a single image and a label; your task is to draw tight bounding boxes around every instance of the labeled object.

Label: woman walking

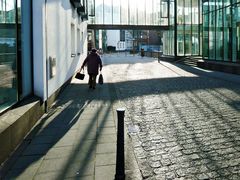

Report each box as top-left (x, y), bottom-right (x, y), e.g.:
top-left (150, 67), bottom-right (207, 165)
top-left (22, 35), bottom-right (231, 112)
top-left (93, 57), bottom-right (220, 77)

top-left (81, 48), bottom-right (102, 89)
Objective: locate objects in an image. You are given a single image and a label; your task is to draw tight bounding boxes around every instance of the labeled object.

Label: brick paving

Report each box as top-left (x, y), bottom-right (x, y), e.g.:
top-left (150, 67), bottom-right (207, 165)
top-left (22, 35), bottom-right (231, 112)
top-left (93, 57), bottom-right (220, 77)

top-left (104, 54), bottom-right (240, 180)
top-left (2, 53), bottom-right (240, 180)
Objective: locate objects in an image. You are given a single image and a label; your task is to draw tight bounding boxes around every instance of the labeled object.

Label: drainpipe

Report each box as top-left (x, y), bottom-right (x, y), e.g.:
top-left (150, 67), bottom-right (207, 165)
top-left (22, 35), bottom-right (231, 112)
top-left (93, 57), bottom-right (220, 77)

top-left (30, 0), bottom-right (34, 95)
top-left (44, 0), bottom-right (49, 112)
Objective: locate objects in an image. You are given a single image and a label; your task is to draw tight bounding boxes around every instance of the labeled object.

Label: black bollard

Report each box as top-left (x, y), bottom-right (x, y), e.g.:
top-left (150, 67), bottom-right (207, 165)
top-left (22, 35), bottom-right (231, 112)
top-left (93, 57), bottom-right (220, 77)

top-left (115, 108), bottom-right (125, 180)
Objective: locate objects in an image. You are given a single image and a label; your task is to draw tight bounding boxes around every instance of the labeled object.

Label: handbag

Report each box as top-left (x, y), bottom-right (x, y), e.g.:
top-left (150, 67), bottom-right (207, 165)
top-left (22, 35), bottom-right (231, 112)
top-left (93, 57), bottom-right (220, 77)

top-left (75, 69), bottom-right (85, 80)
top-left (98, 73), bottom-right (103, 85)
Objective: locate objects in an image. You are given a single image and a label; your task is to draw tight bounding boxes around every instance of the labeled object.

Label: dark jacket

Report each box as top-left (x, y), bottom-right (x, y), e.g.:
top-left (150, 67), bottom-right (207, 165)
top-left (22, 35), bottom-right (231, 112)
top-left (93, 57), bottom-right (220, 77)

top-left (82, 52), bottom-right (102, 75)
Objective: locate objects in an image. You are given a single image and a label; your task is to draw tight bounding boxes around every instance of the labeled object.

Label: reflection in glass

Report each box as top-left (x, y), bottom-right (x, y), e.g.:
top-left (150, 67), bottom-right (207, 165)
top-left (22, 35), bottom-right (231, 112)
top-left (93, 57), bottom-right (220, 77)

top-left (146, 0), bottom-right (153, 25)
top-left (175, 0), bottom-right (200, 56)
top-left (185, 0), bottom-right (191, 24)
top-left (89, 0), bottom-right (169, 26)
top-left (137, 0), bottom-right (145, 25)
top-left (129, 0), bottom-right (137, 25)
top-left (113, 0), bottom-right (120, 24)
top-left (185, 30), bottom-right (191, 55)
top-left (160, 0), bottom-right (168, 25)
top-left (177, 26), bottom-right (184, 55)
top-left (89, 1), bottom-right (203, 57)
top-left (216, 9), bottom-right (223, 60)
top-left (169, 0), bottom-right (175, 25)
top-left (120, 0), bottom-right (128, 24)
top-left (104, 0), bottom-right (112, 24)
top-left (202, 1), bottom-right (240, 62)
top-left (177, 0), bottom-right (184, 25)
top-left (202, 0), bottom-right (240, 62)
top-left (209, 11), bottom-right (216, 60)
top-left (95, 0), bottom-right (103, 24)
top-left (0, 0), bottom-right (18, 112)
top-left (203, 14), bottom-right (209, 58)
top-left (153, 0), bottom-right (160, 25)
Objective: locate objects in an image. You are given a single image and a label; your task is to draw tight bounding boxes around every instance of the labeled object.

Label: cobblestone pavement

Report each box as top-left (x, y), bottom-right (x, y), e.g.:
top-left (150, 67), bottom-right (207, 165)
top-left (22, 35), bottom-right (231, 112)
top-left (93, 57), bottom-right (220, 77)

top-left (103, 54), bottom-right (240, 180)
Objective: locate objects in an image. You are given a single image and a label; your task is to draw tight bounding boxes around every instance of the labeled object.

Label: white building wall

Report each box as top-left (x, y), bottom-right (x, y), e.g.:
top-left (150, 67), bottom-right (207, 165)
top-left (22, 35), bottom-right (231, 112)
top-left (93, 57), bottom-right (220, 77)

top-left (106, 30), bottom-right (127, 51)
top-left (106, 30), bottom-right (120, 49)
top-left (33, 0), bottom-right (46, 100)
top-left (33, 0), bottom-right (88, 101)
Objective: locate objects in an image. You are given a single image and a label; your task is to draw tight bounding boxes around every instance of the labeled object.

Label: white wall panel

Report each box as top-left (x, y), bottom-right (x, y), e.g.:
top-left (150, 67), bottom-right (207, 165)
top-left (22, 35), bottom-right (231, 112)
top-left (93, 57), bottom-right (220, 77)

top-left (33, 0), bottom-right (88, 101)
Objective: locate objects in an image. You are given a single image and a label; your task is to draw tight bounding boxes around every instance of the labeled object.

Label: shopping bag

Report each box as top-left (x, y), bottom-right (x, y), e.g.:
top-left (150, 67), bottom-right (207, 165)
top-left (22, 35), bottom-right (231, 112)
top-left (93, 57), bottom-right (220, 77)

top-left (98, 73), bottom-right (103, 85)
top-left (75, 71), bottom-right (85, 80)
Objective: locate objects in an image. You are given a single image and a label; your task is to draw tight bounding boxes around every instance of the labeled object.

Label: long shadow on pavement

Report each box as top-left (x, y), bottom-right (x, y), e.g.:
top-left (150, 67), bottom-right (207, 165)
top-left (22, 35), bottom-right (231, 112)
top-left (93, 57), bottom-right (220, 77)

top-left (2, 67), bottom-right (240, 179)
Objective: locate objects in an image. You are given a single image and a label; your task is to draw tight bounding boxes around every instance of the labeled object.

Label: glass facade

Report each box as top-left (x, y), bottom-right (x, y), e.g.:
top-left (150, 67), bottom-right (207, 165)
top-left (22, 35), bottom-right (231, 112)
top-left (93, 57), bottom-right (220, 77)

top-left (88, 0), bottom-right (169, 26)
top-left (88, 0), bottom-right (202, 57)
top-left (163, 0), bottom-right (175, 55)
top-left (0, 0), bottom-right (21, 112)
top-left (162, 0), bottom-right (201, 56)
top-left (176, 0), bottom-right (201, 56)
top-left (203, 0), bottom-right (240, 62)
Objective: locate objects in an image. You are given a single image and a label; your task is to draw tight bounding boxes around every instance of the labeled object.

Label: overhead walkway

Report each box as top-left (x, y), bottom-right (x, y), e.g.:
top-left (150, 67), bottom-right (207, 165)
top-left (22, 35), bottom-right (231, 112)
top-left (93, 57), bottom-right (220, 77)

top-left (87, 0), bottom-right (171, 30)
top-left (87, 24), bottom-right (170, 31)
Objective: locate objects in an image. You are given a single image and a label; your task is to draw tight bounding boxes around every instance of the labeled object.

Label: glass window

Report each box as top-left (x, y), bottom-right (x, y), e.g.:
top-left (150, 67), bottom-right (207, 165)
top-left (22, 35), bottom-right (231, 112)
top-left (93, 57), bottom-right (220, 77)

top-left (120, 0), bottom-right (128, 24)
top-left (185, 25), bottom-right (191, 55)
top-left (234, 3), bottom-right (240, 62)
top-left (146, 0), bottom-right (153, 25)
top-left (199, 1), bottom-right (202, 24)
top-left (160, 0), bottom-right (168, 18)
top-left (71, 24), bottom-right (75, 55)
top-left (77, 28), bottom-right (80, 55)
top-left (216, 0), bottom-right (223, 10)
top-left (113, 0), bottom-right (120, 24)
top-left (95, 0), bottom-right (103, 24)
top-left (177, 25), bottom-right (184, 55)
top-left (0, 0), bottom-right (16, 23)
top-left (104, 0), bottom-right (112, 24)
top-left (164, 29), bottom-right (175, 55)
top-left (223, 0), bottom-right (230, 7)
top-left (153, 0), bottom-right (160, 25)
top-left (137, 0), bottom-right (145, 25)
top-left (129, 0), bottom-right (137, 24)
top-left (216, 9), bottom-right (223, 60)
top-left (88, 0), bottom-right (95, 17)
top-left (0, 0), bottom-right (18, 112)
top-left (203, 14), bottom-right (209, 58)
top-left (185, 0), bottom-right (191, 24)
top-left (209, 11), bottom-right (216, 59)
top-left (192, 0), bottom-right (199, 24)
top-left (223, 6), bottom-right (231, 61)
top-left (203, 1), bottom-right (209, 14)
top-left (192, 26), bottom-right (199, 55)
top-left (160, 0), bottom-right (168, 25)
top-left (169, 0), bottom-right (175, 25)
top-left (177, 0), bottom-right (184, 25)
top-left (209, 0), bottom-right (215, 12)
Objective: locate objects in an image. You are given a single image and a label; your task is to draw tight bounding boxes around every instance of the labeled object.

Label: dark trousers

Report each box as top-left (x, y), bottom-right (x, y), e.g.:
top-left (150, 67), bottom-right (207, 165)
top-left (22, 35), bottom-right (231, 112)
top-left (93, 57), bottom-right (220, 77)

top-left (88, 74), bottom-right (97, 88)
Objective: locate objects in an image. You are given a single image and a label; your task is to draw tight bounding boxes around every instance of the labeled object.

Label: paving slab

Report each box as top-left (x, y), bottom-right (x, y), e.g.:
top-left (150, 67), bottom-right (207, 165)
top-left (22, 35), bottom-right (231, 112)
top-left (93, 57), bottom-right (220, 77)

top-left (0, 65), bottom-right (119, 179)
